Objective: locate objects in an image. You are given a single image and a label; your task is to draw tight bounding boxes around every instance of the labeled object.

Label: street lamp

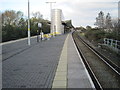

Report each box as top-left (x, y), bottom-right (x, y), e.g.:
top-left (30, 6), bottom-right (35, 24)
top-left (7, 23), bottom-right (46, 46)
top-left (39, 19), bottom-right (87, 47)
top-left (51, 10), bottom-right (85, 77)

top-left (46, 2), bottom-right (56, 36)
top-left (46, 2), bottom-right (56, 17)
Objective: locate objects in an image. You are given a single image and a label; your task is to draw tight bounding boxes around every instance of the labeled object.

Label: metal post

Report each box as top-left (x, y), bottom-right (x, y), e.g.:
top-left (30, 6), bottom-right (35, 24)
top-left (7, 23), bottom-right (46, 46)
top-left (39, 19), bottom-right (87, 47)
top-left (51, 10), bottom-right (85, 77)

top-left (115, 40), bottom-right (118, 53)
top-left (37, 30), bottom-right (39, 42)
top-left (28, 0), bottom-right (31, 45)
top-left (38, 23), bottom-right (42, 41)
top-left (111, 39), bottom-right (113, 47)
top-left (104, 38), bottom-right (106, 45)
top-left (107, 39), bottom-right (109, 46)
top-left (115, 40), bottom-right (117, 49)
top-left (41, 29), bottom-right (42, 41)
top-left (54, 25), bottom-right (56, 36)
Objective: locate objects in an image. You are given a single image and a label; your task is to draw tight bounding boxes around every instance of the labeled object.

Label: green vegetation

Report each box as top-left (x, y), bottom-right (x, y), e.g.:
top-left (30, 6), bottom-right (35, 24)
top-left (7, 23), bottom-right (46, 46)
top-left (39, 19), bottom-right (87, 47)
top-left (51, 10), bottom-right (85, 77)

top-left (1, 10), bottom-right (50, 42)
top-left (1, 10), bottom-right (73, 42)
top-left (63, 20), bottom-right (74, 33)
top-left (78, 11), bottom-right (120, 44)
top-left (84, 27), bottom-right (120, 44)
top-left (85, 28), bottom-right (106, 43)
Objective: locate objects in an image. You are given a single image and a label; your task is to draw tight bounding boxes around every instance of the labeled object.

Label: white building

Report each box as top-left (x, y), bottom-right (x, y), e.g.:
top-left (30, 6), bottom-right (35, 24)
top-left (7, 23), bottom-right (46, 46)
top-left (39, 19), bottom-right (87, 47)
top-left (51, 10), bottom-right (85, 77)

top-left (51, 9), bottom-right (64, 35)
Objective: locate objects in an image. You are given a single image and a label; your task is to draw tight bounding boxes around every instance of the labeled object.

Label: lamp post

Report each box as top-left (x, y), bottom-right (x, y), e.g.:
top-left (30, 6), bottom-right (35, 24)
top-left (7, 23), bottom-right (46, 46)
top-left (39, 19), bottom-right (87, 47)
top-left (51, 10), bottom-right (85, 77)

top-left (28, 0), bottom-right (31, 45)
top-left (46, 2), bottom-right (56, 36)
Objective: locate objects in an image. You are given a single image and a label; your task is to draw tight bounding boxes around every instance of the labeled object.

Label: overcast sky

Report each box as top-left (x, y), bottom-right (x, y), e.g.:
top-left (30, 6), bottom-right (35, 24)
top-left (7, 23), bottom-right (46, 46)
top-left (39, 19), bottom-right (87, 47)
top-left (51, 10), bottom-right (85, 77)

top-left (1, 0), bottom-right (119, 27)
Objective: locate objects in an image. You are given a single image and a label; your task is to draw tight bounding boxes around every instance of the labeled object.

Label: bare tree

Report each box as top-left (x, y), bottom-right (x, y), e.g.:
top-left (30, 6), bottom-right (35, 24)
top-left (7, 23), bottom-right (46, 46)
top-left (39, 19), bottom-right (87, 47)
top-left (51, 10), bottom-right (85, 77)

top-left (31, 11), bottom-right (43, 26)
top-left (95, 11), bottom-right (105, 28)
top-left (2, 10), bottom-right (16, 25)
top-left (112, 18), bottom-right (118, 28)
top-left (32, 11), bottom-right (43, 19)
top-left (105, 13), bottom-right (113, 30)
top-left (2, 10), bottom-right (24, 26)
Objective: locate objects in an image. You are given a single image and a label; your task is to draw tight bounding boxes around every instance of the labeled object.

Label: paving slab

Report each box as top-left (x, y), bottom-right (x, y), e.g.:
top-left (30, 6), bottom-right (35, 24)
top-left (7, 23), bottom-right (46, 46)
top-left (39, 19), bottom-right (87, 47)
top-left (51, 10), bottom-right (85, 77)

top-left (52, 34), bottom-right (68, 88)
top-left (3, 32), bottom-right (95, 89)
top-left (2, 34), bottom-right (67, 88)
top-left (52, 33), bottom-right (95, 88)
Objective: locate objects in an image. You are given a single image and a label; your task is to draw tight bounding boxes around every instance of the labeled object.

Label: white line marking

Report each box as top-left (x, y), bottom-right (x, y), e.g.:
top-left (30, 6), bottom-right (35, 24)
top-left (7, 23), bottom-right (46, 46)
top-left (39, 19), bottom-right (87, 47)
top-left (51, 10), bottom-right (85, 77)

top-left (1, 36), bottom-right (37, 45)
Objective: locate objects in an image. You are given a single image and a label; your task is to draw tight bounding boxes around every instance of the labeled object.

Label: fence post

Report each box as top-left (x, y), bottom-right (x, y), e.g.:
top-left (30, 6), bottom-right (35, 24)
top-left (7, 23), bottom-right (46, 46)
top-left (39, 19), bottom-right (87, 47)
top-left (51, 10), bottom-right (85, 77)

top-left (115, 40), bottom-right (118, 53)
top-left (115, 40), bottom-right (117, 49)
top-left (107, 39), bottom-right (109, 46)
top-left (103, 38), bottom-right (119, 53)
top-left (111, 39), bottom-right (113, 47)
top-left (104, 38), bottom-right (106, 45)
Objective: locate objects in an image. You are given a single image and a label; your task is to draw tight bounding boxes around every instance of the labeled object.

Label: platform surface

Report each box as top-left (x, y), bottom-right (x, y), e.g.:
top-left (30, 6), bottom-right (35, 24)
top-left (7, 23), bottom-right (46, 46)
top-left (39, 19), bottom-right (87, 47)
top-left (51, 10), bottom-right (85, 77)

top-left (2, 35), bottom-right (67, 88)
top-left (2, 33), bottom-right (95, 89)
top-left (67, 33), bottom-right (94, 88)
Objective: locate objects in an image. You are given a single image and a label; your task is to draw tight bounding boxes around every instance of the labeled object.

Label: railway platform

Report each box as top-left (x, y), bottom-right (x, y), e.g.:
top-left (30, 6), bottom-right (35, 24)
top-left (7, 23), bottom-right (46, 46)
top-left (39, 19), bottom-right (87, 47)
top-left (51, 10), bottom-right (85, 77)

top-left (52, 33), bottom-right (95, 88)
top-left (2, 32), bottom-right (95, 89)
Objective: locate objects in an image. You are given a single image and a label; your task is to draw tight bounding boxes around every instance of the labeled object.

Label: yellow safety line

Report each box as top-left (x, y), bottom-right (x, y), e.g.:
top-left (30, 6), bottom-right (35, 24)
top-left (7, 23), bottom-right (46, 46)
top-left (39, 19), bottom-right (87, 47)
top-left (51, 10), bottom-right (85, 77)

top-left (52, 34), bottom-right (69, 88)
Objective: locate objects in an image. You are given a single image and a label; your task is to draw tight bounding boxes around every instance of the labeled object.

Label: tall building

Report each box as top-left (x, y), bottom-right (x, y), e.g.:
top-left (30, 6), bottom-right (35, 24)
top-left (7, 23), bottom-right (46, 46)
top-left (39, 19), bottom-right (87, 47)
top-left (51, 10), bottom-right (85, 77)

top-left (51, 9), bottom-right (64, 35)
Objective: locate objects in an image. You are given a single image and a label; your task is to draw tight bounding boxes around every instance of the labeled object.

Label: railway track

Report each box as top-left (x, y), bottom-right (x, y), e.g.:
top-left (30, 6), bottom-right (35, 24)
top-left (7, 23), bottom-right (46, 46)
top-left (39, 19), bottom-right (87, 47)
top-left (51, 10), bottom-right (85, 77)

top-left (72, 31), bottom-right (120, 89)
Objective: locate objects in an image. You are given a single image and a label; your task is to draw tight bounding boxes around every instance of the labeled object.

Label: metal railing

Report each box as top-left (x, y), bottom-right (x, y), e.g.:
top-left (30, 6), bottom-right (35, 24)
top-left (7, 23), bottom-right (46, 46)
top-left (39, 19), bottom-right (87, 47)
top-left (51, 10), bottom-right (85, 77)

top-left (103, 38), bottom-right (120, 53)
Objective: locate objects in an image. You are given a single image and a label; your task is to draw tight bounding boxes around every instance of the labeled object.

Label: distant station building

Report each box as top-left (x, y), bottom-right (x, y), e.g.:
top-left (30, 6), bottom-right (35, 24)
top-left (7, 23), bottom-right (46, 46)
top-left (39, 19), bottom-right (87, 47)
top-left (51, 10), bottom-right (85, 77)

top-left (51, 9), bottom-right (64, 35)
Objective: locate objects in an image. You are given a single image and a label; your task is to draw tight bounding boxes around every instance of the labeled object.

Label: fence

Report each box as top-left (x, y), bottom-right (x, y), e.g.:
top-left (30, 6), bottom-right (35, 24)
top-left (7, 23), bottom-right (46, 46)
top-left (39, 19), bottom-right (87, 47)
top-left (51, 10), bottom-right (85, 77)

top-left (103, 38), bottom-right (120, 53)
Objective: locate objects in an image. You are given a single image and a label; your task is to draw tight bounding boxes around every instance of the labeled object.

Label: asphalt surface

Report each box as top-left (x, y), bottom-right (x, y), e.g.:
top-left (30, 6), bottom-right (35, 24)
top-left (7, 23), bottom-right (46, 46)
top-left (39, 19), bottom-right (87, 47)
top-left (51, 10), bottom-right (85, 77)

top-left (2, 35), bottom-right (67, 88)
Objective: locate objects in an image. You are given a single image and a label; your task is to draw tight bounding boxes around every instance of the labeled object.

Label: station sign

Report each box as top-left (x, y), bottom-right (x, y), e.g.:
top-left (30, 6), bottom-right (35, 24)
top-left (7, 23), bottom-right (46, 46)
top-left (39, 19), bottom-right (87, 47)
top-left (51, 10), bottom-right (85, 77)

top-left (38, 23), bottom-right (42, 28)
